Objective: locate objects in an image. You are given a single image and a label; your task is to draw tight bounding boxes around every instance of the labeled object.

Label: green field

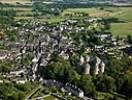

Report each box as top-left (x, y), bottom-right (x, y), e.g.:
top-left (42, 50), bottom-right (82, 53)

top-left (63, 7), bottom-right (132, 37)
top-left (1, 4), bottom-right (33, 20)
top-left (63, 7), bottom-right (132, 21)
top-left (1, 2), bottom-right (132, 37)
top-left (5, 7), bottom-right (32, 16)
top-left (63, 8), bottom-right (110, 17)
top-left (111, 22), bottom-right (132, 37)
top-left (48, 7), bottom-right (132, 37)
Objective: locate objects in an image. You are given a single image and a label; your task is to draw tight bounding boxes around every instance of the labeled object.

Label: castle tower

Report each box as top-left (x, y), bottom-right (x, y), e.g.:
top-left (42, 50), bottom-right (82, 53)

top-left (30, 56), bottom-right (39, 81)
top-left (95, 56), bottom-right (101, 75)
top-left (100, 61), bottom-right (105, 73)
top-left (83, 63), bottom-right (90, 74)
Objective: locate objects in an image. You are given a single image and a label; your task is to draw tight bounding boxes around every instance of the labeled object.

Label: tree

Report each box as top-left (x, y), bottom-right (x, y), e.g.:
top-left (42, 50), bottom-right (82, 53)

top-left (0, 82), bottom-right (37, 100)
top-left (0, 60), bottom-right (15, 73)
top-left (78, 75), bottom-right (96, 97)
top-left (127, 35), bottom-right (132, 44)
top-left (95, 75), bottom-right (116, 92)
top-left (119, 72), bottom-right (132, 99)
top-left (106, 55), bottom-right (132, 77)
top-left (43, 57), bottom-right (80, 82)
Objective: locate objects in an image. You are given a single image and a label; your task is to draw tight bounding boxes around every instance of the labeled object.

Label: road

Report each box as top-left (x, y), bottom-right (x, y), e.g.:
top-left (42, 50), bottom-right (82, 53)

top-left (30, 94), bottom-right (51, 100)
top-left (104, 44), bottom-right (131, 52)
top-left (25, 85), bottom-right (41, 100)
top-left (82, 96), bottom-right (94, 100)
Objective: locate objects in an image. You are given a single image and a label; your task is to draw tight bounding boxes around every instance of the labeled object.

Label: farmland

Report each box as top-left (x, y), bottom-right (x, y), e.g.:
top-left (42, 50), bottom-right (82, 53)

top-left (0, 1), bottom-right (132, 100)
top-left (36, 7), bottom-right (132, 37)
top-left (110, 22), bottom-right (132, 37)
top-left (62, 7), bottom-right (132, 37)
top-left (0, 0), bottom-right (131, 37)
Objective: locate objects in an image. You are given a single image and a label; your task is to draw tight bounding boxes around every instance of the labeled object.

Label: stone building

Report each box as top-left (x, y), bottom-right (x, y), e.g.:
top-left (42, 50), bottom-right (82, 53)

top-left (77, 55), bottom-right (105, 75)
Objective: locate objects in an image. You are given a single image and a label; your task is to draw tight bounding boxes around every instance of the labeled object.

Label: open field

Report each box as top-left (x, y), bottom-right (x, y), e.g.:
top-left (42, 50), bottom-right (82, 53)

top-left (17, 7), bottom-right (132, 37)
top-left (110, 22), bottom-right (132, 37)
top-left (0, 1), bottom-right (33, 18)
top-left (62, 8), bottom-right (110, 17)
top-left (63, 7), bottom-right (132, 21)
top-left (3, 7), bottom-right (32, 11)
top-left (63, 7), bottom-right (132, 37)
top-left (3, 7), bottom-right (32, 16)
top-left (15, 16), bottom-right (33, 20)
top-left (0, 1), bottom-right (131, 37)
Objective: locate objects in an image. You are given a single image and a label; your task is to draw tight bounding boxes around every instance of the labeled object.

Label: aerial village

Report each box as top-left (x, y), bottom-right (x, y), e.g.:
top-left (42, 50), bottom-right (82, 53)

top-left (0, 0), bottom-right (132, 99)
top-left (0, 16), bottom-right (131, 99)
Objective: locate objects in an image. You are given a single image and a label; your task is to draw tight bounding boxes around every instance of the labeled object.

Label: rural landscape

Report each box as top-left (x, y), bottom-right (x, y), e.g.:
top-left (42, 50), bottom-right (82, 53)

top-left (0, 0), bottom-right (132, 100)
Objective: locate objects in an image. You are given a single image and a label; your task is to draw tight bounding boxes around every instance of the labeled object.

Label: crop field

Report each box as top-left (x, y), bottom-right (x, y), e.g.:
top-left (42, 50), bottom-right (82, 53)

top-left (15, 16), bottom-right (33, 20)
top-left (108, 7), bottom-right (132, 37)
top-left (3, 7), bottom-right (32, 11)
top-left (3, 7), bottom-right (32, 16)
top-left (0, 0), bottom-right (131, 37)
top-left (0, 0), bottom-right (33, 20)
top-left (63, 7), bottom-right (132, 37)
top-left (63, 8), bottom-right (110, 17)
top-left (63, 7), bottom-right (132, 21)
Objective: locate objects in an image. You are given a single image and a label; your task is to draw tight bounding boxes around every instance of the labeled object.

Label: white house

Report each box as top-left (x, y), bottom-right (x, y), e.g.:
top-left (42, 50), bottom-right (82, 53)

top-left (65, 83), bottom-right (84, 98)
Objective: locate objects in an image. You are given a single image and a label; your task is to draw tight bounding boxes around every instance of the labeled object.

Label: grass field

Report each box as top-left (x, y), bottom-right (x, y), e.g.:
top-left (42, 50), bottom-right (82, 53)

top-left (0, 0), bottom-right (33, 18)
top-left (0, 1), bottom-right (132, 37)
top-left (63, 7), bottom-right (132, 37)
top-left (63, 7), bottom-right (132, 21)
top-left (63, 8), bottom-right (110, 17)
top-left (15, 16), bottom-right (33, 20)
top-left (3, 7), bottom-right (32, 16)
top-left (110, 22), bottom-right (132, 37)
top-left (3, 7), bottom-right (32, 11)
top-left (18, 7), bottom-right (132, 37)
